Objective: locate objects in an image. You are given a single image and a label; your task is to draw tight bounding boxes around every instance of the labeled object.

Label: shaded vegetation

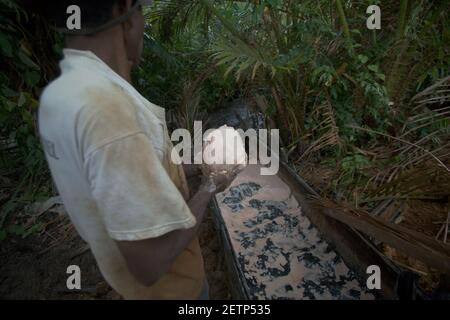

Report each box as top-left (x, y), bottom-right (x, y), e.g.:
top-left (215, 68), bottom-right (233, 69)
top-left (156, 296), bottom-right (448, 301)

top-left (0, 0), bottom-right (61, 240)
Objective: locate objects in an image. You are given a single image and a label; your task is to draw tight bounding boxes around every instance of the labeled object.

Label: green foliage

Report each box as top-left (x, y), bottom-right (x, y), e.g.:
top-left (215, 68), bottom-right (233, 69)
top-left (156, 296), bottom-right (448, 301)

top-left (139, 0), bottom-right (448, 206)
top-left (0, 0), bottom-right (59, 239)
top-left (173, 0), bottom-right (448, 208)
top-left (133, 10), bottom-right (238, 128)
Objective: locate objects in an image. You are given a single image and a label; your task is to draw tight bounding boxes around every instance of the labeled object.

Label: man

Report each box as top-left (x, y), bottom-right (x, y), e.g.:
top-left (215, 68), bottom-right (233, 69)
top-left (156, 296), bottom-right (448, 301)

top-left (33, 0), bottom-right (236, 299)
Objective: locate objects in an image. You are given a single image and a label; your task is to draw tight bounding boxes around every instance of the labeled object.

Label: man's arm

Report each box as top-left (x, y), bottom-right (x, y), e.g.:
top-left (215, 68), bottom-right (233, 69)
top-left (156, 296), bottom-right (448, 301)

top-left (84, 127), bottom-right (240, 287)
top-left (115, 176), bottom-right (226, 287)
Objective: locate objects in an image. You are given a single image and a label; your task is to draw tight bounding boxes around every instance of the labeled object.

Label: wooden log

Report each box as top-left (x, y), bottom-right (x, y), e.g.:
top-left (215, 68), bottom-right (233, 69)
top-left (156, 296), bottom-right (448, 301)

top-left (278, 161), bottom-right (450, 273)
top-left (316, 202), bottom-right (450, 273)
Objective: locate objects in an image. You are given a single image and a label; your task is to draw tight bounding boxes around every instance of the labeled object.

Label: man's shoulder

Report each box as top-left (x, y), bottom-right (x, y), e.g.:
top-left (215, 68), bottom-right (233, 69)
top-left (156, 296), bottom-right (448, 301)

top-left (41, 67), bottom-right (140, 119)
top-left (39, 69), bottom-right (143, 155)
top-left (41, 68), bottom-right (114, 109)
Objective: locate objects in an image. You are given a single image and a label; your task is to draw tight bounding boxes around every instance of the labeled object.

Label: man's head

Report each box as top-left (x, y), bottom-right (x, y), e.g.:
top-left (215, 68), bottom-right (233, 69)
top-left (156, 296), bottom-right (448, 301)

top-left (23, 0), bottom-right (147, 67)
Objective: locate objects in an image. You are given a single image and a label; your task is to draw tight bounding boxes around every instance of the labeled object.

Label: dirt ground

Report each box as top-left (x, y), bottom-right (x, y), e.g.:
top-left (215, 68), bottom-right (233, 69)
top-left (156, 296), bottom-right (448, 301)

top-left (0, 205), bottom-right (232, 300)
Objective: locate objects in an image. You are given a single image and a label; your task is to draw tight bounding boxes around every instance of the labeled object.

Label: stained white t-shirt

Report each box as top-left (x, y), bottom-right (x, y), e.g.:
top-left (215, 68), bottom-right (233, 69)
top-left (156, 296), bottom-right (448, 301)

top-left (38, 49), bottom-right (205, 299)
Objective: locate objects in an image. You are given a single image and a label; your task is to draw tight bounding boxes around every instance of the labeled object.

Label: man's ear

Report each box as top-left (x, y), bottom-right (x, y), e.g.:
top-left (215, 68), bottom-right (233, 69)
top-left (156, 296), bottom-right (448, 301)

top-left (117, 0), bottom-right (134, 17)
top-left (118, 0), bottom-right (135, 31)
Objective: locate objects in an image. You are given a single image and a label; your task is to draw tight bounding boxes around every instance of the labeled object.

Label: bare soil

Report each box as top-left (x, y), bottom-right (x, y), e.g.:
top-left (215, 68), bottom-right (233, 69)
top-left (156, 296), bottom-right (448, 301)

top-left (0, 202), bottom-right (231, 300)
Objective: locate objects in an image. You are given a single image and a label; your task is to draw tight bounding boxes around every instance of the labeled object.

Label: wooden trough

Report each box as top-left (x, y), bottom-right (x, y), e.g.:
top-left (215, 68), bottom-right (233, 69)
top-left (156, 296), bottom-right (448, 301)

top-left (209, 161), bottom-right (419, 300)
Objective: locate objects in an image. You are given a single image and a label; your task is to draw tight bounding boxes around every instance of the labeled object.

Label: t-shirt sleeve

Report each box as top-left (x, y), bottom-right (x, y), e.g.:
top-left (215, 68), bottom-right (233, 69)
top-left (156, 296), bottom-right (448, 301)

top-left (84, 132), bottom-right (197, 241)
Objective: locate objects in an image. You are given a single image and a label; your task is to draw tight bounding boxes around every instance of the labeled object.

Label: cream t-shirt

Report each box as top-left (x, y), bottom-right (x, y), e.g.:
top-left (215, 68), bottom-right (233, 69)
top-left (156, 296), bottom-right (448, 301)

top-left (38, 49), bottom-right (205, 299)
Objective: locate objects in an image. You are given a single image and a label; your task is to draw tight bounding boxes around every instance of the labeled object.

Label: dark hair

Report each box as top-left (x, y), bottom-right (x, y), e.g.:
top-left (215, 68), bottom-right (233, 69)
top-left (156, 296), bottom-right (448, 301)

top-left (19, 0), bottom-right (133, 29)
